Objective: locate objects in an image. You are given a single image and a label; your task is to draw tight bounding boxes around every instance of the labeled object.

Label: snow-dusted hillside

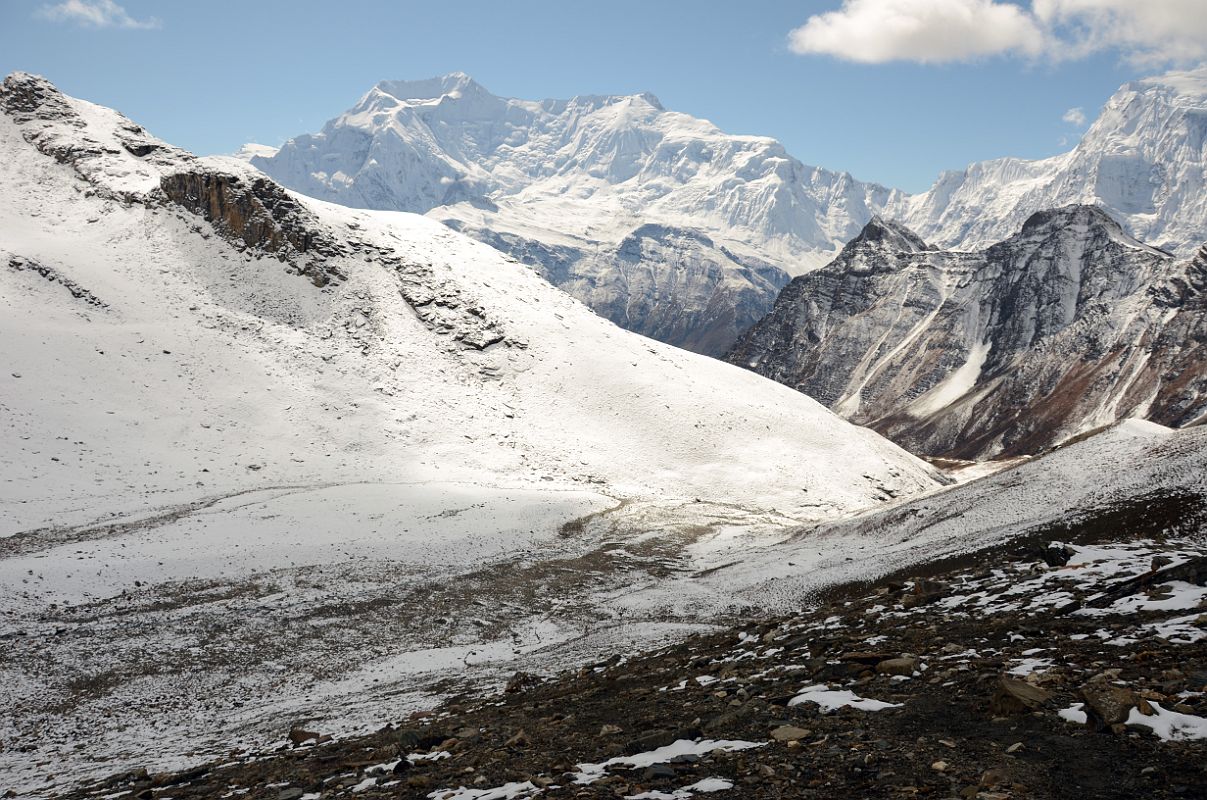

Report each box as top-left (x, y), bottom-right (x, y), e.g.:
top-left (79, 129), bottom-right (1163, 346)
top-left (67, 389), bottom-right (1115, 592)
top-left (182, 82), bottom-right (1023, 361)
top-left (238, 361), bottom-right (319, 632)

top-left (252, 73), bottom-right (897, 354)
top-left (0, 72), bottom-right (938, 535)
top-left (604, 417), bottom-right (1207, 619)
top-left (728, 206), bottom-right (1207, 459)
top-left (0, 73), bottom-right (942, 795)
top-left (892, 66), bottom-right (1207, 257)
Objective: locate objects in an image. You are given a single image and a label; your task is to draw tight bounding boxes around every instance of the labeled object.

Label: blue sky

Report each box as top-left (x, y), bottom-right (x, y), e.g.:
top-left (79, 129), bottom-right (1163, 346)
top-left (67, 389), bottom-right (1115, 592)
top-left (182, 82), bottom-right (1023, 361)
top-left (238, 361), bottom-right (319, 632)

top-left (0, 1), bottom-right (1191, 192)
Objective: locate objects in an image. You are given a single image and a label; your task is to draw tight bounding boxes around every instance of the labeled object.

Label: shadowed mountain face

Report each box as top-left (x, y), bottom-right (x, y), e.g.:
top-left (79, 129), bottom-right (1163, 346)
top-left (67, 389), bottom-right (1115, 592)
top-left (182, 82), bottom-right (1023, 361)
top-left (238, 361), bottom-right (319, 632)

top-left (729, 206), bottom-right (1207, 460)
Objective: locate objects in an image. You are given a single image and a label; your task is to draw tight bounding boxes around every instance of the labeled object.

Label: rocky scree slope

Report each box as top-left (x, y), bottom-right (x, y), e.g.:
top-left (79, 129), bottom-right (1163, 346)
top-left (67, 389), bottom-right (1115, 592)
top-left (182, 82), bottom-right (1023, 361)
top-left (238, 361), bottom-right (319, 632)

top-left (61, 417), bottom-right (1207, 799)
top-left (728, 206), bottom-right (1207, 460)
top-left (65, 507), bottom-right (1207, 800)
top-left (251, 73), bottom-right (898, 355)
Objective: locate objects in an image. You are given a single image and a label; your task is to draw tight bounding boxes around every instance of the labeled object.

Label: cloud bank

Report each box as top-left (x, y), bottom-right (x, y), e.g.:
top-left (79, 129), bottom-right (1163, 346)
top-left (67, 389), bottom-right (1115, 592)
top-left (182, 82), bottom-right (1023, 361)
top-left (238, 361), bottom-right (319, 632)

top-left (789, 0), bottom-right (1207, 65)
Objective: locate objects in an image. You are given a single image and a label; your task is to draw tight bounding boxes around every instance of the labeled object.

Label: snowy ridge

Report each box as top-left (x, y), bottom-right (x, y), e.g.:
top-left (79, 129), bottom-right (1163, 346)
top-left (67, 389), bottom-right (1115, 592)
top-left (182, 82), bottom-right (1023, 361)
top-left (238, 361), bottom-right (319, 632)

top-left (892, 65), bottom-right (1207, 257)
top-left (254, 72), bottom-right (893, 266)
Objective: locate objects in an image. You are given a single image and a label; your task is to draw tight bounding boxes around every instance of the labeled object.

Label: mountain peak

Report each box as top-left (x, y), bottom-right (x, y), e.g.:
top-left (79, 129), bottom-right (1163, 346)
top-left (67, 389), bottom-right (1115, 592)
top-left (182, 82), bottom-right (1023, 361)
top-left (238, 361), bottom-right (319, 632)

top-left (1, 71), bottom-right (75, 121)
top-left (848, 216), bottom-right (930, 253)
top-left (633, 90), bottom-right (663, 111)
top-left (374, 72), bottom-right (491, 103)
top-left (1018, 204), bottom-right (1126, 238)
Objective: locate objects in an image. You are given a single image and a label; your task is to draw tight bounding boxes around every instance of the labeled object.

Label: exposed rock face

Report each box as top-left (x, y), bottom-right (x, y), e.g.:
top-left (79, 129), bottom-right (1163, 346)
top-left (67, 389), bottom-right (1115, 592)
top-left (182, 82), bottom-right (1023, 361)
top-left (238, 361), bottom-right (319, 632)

top-left (6, 255), bottom-right (107, 308)
top-left (729, 205), bottom-right (1207, 459)
top-left (443, 219), bottom-right (789, 356)
top-left (159, 171), bottom-right (345, 287)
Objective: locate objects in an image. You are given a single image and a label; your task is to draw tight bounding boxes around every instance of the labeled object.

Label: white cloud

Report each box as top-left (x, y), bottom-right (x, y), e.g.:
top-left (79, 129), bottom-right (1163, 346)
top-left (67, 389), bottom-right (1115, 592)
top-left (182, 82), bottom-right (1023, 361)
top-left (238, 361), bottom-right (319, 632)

top-left (37, 0), bottom-right (160, 30)
top-left (789, 0), bottom-right (1207, 65)
top-left (1062, 106), bottom-right (1087, 126)
top-left (788, 0), bottom-right (1044, 63)
top-left (1033, 0), bottom-right (1207, 66)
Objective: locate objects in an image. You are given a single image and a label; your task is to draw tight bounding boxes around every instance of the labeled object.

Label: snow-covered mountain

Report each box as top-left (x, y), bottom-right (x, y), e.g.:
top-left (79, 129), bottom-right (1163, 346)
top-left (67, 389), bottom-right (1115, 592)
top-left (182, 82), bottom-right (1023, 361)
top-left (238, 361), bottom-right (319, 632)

top-left (0, 72), bottom-right (948, 792)
top-left (252, 68), bottom-right (1207, 357)
top-left (892, 66), bottom-right (1207, 257)
top-left (252, 73), bottom-right (898, 354)
top-left (0, 71), bottom-right (940, 534)
top-left (728, 206), bottom-right (1207, 459)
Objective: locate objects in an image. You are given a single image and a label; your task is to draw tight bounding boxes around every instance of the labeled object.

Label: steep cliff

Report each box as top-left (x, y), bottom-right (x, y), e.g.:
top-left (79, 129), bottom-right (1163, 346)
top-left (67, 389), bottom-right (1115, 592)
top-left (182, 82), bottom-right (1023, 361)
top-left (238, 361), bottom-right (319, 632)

top-left (729, 206), bottom-right (1207, 459)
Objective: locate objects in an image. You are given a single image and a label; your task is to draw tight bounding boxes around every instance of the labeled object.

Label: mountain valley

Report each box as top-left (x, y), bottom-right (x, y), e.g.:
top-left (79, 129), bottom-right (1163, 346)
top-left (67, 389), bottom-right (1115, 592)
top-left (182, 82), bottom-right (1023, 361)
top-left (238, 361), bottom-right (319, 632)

top-left (0, 46), bottom-right (1206, 800)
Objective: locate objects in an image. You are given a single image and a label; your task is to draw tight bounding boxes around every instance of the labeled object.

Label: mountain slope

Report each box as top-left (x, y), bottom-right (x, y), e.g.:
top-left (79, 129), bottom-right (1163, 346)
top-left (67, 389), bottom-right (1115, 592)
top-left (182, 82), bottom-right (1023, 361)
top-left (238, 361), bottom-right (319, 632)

top-left (252, 73), bottom-right (897, 355)
top-left (893, 66), bottom-right (1207, 257)
top-left (728, 206), bottom-right (1207, 459)
top-left (0, 72), bottom-right (940, 534)
top-left (0, 73), bottom-right (942, 794)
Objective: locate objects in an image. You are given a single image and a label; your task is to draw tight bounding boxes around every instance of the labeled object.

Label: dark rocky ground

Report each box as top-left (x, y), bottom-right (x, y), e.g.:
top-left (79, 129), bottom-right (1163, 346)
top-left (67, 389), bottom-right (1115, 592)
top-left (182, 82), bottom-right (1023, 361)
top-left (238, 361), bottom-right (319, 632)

top-left (51, 516), bottom-right (1207, 800)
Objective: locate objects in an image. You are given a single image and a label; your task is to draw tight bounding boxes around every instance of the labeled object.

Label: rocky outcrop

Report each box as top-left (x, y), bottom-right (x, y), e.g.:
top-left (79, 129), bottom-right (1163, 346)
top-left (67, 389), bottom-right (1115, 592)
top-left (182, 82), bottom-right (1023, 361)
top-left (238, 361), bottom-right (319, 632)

top-left (6, 254), bottom-right (107, 308)
top-left (0, 72), bottom-right (191, 193)
top-left (729, 205), bottom-right (1207, 459)
top-left (0, 71), bottom-right (81, 125)
top-left (159, 171), bottom-right (346, 287)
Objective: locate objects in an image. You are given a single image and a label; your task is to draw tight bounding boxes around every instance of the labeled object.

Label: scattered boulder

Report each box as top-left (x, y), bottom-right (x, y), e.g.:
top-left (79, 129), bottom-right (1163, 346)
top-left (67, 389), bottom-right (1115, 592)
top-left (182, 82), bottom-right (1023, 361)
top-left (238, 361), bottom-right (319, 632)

top-left (840, 651), bottom-right (896, 665)
top-left (1042, 543), bottom-right (1074, 567)
top-left (990, 676), bottom-right (1051, 715)
top-left (903, 579), bottom-right (949, 608)
top-left (876, 657), bottom-right (919, 676)
top-left (642, 764), bottom-right (676, 782)
top-left (1081, 684), bottom-right (1138, 727)
top-left (769, 725), bottom-right (812, 742)
top-left (506, 671), bottom-right (539, 694)
top-left (287, 728), bottom-right (320, 747)
top-left (623, 729), bottom-right (676, 755)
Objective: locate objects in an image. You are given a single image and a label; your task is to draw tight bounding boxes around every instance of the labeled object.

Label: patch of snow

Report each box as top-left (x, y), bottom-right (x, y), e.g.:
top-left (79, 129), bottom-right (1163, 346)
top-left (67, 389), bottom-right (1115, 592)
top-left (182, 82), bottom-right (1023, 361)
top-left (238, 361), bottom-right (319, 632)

top-left (428, 782), bottom-right (542, 800)
top-left (626, 778), bottom-right (735, 799)
top-left (574, 739), bottom-right (764, 785)
top-left (1059, 703), bottom-right (1088, 725)
top-left (788, 684), bottom-right (902, 712)
top-left (1126, 702), bottom-right (1207, 741)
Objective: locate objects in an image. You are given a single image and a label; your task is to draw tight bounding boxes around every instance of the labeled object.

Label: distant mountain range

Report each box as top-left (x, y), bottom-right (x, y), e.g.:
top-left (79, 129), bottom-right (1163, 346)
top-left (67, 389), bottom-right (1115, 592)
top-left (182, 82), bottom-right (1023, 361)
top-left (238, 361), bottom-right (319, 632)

top-left (252, 68), bottom-right (1207, 356)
